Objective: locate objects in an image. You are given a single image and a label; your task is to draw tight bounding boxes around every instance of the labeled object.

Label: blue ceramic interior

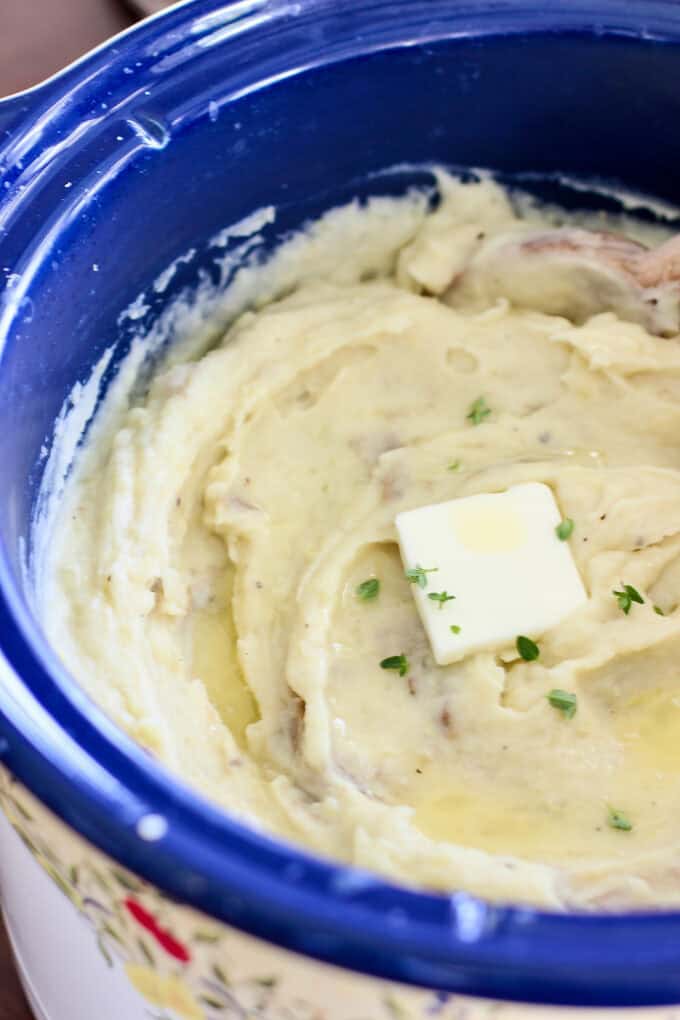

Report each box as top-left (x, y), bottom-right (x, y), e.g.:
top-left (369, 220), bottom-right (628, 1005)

top-left (3, 0), bottom-right (680, 1007)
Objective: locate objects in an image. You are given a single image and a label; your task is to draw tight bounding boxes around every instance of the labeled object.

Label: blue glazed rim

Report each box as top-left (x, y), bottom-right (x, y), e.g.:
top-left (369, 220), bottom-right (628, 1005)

top-left (3, 1), bottom-right (680, 1008)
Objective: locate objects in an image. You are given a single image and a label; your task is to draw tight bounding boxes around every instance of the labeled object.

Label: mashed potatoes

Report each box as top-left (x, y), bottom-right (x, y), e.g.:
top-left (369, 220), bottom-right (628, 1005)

top-left (43, 174), bottom-right (680, 909)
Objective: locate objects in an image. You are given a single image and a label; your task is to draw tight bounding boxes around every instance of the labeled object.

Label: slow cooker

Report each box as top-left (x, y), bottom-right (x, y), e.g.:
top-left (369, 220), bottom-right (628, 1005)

top-left (3, 3), bottom-right (680, 1017)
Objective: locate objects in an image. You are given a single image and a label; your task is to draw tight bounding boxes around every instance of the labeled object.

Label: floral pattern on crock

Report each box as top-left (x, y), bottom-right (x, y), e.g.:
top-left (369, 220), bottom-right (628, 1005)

top-left (0, 767), bottom-right (459, 1020)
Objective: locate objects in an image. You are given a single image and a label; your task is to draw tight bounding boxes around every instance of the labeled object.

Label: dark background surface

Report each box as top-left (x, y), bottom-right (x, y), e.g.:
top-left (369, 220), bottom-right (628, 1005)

top-left (1, 4), bottom-right (140, 1019)
top-left (1, 0), bottom-right (135, 95)
top-left (0, 923), bottom-right (30, 1020)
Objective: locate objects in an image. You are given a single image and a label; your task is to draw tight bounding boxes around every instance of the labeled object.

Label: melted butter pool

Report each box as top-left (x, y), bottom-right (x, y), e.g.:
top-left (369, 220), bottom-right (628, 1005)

top-left (409, 687), bottom-right (680, 865)
top-left (410, 766), bottom-right (670, 864)
top-left (190, 573), bottom-right (258, 745)
top-left (617, 687), bottom-right (680, 776)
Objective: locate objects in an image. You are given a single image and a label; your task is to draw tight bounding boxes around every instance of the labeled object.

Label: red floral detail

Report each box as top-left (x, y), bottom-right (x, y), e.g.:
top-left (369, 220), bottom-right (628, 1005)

top-left (124, 898), bottom-right (191, 963)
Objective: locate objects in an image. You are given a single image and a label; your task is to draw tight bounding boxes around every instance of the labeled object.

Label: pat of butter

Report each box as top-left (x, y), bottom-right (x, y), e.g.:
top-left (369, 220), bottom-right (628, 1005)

top-left (395, 483), bottom-right (587, 664)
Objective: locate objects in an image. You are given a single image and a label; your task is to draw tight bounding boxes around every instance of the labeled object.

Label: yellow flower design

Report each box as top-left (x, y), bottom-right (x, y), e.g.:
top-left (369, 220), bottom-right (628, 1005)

top-left (126, 964), bottom-right (204, 1020)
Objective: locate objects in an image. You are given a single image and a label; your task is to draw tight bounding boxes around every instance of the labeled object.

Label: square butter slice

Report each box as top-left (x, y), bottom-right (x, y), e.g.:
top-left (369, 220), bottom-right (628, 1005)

top-left (395, 482), bottom-right (587, 664)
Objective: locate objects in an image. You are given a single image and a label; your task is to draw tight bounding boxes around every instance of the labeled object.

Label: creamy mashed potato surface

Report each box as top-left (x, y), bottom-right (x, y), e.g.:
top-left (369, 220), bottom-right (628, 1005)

top-left (43, 174), bottom-right (680, 909)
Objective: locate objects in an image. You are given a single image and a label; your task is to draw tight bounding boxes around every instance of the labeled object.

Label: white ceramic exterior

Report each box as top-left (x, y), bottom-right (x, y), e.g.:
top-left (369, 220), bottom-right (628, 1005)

top-left (2, 761), bottom-right (680, 1020)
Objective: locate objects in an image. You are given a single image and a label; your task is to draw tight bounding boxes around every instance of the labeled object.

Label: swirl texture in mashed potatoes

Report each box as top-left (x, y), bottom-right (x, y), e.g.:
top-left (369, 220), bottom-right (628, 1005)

top-left (44, 174), bottom-right (680, 909)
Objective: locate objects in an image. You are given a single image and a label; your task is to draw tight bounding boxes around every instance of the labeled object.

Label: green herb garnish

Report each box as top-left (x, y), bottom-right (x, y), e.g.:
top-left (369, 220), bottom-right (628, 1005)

top-left (448, 460), bottom-right (461, 472)
top-left (555, 518), bottom-right (574, 541)
top-left (516, 635), bottom-right (540, 661)
top-left (613, 584), bottom-right (644, 615)
top-left (380, 654), bottom-right (409, 677)
top-left (450, 624), bottom-right (462, 634)
top-left (356, 578), bottom-right (380, 601)
top-left (427, 591), bottom-right (456, 610)
top-left (405, 564), bottom-right (438, 589)
top-left (607, 807), bottom-right (633, 832)
top-left (466, 396), bottom-right (491, 426)
top-left (547, 688), bottom-right (577, 719)
top-left (654, 605), bottom-right (666, 616)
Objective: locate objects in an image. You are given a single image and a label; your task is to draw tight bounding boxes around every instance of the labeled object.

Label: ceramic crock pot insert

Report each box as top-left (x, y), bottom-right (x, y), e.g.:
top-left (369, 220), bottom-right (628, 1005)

top-left (3, 2), bottom-right (680, 1017)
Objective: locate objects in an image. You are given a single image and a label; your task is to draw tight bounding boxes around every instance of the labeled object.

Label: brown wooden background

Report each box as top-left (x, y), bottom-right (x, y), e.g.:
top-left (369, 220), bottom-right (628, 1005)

top-left (0, 2), bottom-right (141, 1015)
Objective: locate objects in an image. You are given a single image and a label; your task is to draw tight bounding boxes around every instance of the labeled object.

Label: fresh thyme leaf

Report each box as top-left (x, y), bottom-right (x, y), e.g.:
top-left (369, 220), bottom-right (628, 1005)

top-left (607, 806), bottom-right (633, 832)
top-left (654, 605), bottom-right (665, 616)
top-left (466, 396), bottom-right (491, 426)
top-left (613, 584), bottom-right (644, 615)
top-left (448, 460), bottom-right (461, 471)
top-left (405, 564), bottom-right (438, 589)
top-left (555, 518), bottom-right (574, 541)
top-left (547, 688), bottom-right (577, 719)
top-left (356, 578), bottom-right (380, 601)
top-left (450, 624), bottom-right (462, 634)
top-left (380, 654), bottom-right (409, 677)
top-left (427, 591), bottom-right (456, 610)
top-left (516, 635), bottom-right (540, 661)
